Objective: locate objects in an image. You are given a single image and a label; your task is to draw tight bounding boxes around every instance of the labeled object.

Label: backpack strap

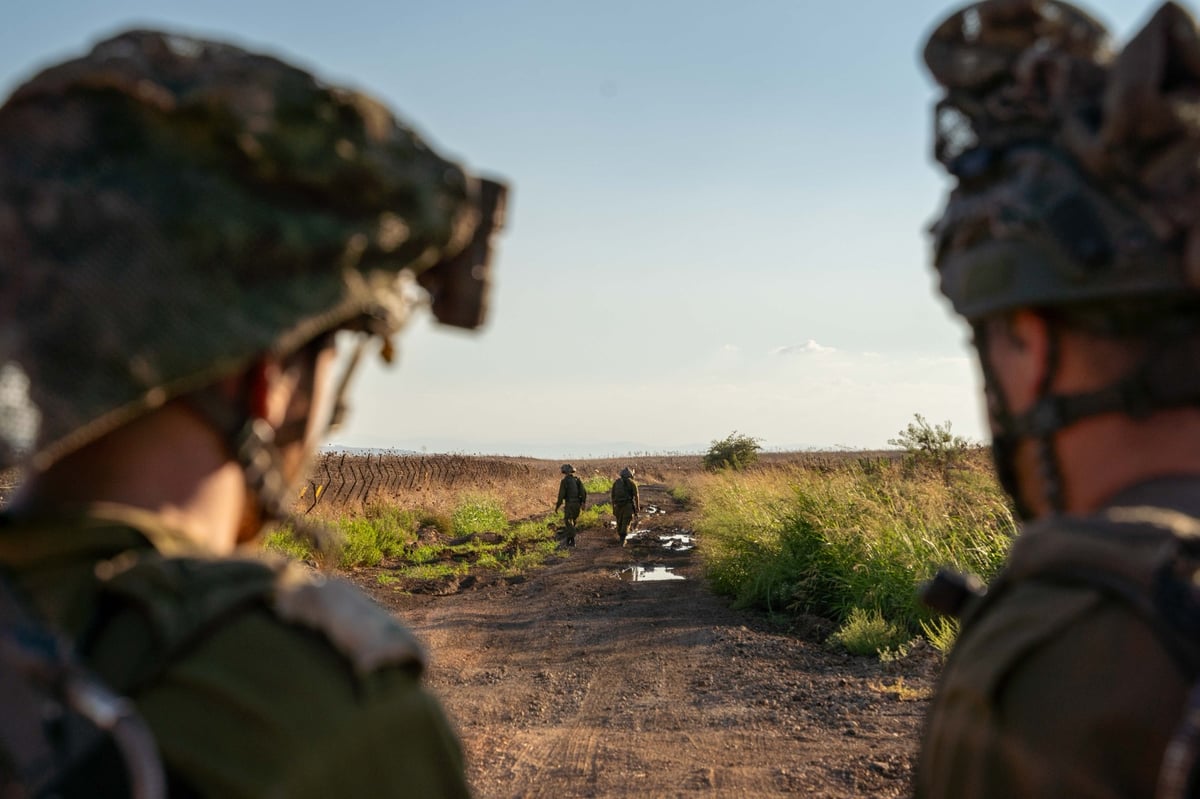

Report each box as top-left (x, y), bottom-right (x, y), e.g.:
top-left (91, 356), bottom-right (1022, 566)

top-left (0, 569), bottom-right (164, 799)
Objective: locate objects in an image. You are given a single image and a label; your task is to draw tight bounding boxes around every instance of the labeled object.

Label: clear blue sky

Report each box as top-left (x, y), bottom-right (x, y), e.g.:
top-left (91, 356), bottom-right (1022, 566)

top-left (2, 0), bottom-right (1160, 457)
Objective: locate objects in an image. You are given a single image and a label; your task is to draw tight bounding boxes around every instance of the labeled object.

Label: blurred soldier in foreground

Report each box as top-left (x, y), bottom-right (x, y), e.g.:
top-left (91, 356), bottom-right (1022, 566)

top-left (554, 464), bottom-right (586, 546)
top-left (916, 1), bottom-right (1200, 796)
top-left (610, 467), bottom-right (639, 545)
top-left (0, 29), bottom-right (506, 797)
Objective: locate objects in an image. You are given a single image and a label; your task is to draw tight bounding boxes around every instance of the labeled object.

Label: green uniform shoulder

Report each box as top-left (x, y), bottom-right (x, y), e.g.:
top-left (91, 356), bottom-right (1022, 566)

top-left (918, 513), bottom-right (1195, 798)
top-left (94, 552), bottom-right (424, 684)
top-left (92, 553), bottom-right (463, 798)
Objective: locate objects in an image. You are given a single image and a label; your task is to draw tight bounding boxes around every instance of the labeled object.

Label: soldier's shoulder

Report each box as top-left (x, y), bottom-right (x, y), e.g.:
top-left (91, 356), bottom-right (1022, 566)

top-left (949, 515), bottom-right (1174, 696)
top-left (99, 553), bottom-right (424, 679)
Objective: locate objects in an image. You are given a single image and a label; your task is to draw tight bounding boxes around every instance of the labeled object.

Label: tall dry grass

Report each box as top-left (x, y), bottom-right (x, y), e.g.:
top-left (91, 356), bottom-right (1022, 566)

top-left (688, 454), bottom-right (1015, 638)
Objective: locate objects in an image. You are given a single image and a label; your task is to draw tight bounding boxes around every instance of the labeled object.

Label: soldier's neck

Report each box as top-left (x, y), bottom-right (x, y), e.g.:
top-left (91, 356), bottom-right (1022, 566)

top-left (1023, 408), bottom-right (1200, 517)
top-left (12, 402), bottom-right (248, 554)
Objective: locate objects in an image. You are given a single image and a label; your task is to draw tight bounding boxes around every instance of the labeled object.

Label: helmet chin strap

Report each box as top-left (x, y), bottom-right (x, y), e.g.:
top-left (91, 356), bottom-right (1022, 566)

top-left (974, 323), bottom-right (1065, 519)
top-left (978, 321), bottom-right (1200, 519)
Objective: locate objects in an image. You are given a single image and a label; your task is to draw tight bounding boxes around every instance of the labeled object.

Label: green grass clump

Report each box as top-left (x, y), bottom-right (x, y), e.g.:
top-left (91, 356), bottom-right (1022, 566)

top-left (828, 608), bottom-right (911, 657)
top-left (451, 494), bottom-right (508, 535)
top-left (272, 489), bottom-right (589, 584)
top-left (400, 563), bottom-right (459, 580)
top-left (695, 461), bottom-right (1015, 641)
top-left (920, 615), bottom-right (960, 657)
top-left (582, 474), bottom-right (612, 493)
top-left (263, 527), bottom-right (313, 561)
top-left (336, 504), bottom-right (416, 568)
top-left (510, 519), bottom-right (553, 542)
top-left (576, 503), bottom-right (611, 528)
top-left (266, 504), bottom-right (420, 569)
top-left (668, 484), bottom-right (693, 508)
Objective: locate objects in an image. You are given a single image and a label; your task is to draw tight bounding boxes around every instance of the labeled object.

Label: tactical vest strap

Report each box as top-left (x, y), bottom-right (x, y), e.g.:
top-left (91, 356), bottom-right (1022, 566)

top-left (0, 570), bottom-right (165, 799)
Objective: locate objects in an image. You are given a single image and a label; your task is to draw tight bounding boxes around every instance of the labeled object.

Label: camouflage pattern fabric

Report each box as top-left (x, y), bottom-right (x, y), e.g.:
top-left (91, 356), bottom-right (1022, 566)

top-left (0, 29), bottom-right (506, 472)
top-left (610, 477), bottom-right (639, 540)
top-left (557, 474), bottom-right (585, 535)
top-left (915, 477), bottom-right (1200, 798)
top-left (924, 0), bottom-right (1200, 321)
top-left (0, 505), bottom-right (470, 798)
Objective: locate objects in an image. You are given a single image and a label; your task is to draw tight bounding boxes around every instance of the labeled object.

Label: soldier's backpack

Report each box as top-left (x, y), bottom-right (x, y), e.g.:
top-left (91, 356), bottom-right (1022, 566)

top-left (611, 476), bottom-right (634, 505)
top-left (923, 506), bottom-right (1200, 799)
top-left (0, 570), bottom-right (164, 798)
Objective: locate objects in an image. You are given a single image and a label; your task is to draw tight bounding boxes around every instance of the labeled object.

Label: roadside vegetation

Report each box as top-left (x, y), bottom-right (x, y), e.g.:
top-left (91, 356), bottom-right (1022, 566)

top-left (690, 422), bottom-right (1013, 659)
top-left (274, 429), bottom-right (1011, 660)
top-left (703, 431), bottom-right (763, 471)
top-left (267, 493), bottom-right (613, 580)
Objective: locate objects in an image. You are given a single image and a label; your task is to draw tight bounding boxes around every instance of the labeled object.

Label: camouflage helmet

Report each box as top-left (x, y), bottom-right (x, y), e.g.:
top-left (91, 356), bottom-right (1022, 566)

top-left (0, 29), bottom-right (507, 470)
top-left (561, 464), bottom-right (575, 474)
top-left (620, 467), bottom-right (634, 479)
top-left (923, 0), bottom-right (1200, 321)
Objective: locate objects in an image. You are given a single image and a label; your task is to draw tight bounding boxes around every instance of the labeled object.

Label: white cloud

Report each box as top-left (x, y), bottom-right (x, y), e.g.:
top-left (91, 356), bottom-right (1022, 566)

top-left (773, 339), bottom-right (836, 356)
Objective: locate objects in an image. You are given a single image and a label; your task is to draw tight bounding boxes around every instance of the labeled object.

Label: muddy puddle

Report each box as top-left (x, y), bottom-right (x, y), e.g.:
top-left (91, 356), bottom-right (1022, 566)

top-left (625, 528), bottom-right (694, 551)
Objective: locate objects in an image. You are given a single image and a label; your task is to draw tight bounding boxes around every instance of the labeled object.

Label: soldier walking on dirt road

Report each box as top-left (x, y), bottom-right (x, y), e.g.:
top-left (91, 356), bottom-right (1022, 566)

top-left (0, 29), bottom-right (505, 798)
top-left (916, 2), bottom-right (1200, 797)
top-left (555, 464), bottom-right (586, 546)
top-left (610, 467), bottom-right (640, 545)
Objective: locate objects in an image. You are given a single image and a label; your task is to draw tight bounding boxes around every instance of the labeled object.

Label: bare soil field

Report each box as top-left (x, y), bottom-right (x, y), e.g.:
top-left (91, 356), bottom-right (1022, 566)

top-left (332, 455), bottom-right (938, 799)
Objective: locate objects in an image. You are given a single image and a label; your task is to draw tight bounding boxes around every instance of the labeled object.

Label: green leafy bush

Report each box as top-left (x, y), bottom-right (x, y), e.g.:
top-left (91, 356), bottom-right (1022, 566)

top-left (889, 413), bottom-right (974, 477)
top-left (703, 431), bottom-right (763, 471)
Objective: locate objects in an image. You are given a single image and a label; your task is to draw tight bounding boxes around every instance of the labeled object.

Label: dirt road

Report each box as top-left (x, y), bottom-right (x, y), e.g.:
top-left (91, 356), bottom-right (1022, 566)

top-left (360, 483), bottom-right (936, 798)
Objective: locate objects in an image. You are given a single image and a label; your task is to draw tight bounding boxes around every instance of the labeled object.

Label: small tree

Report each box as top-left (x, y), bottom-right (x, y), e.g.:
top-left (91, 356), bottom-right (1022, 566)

top-left (703, 431), bottom-right (763, 471)
top-left (888, 413), bottom-right (970, 478)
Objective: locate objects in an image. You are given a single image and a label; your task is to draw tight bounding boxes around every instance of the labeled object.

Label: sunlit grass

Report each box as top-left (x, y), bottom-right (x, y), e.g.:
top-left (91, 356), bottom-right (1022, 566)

top-left (268, 489), bottom-right (605, 580)
top-left (690, 459), bottom-right (1014, 654)
top-left (582, 474), bottom-right (613, 493)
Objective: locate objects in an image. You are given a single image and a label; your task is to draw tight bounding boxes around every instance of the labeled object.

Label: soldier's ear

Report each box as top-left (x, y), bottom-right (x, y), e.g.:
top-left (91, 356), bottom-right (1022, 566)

top-left (240, 357), bottom-right (294, 427)
top-left (984, 310), bottom-right (1052, 413)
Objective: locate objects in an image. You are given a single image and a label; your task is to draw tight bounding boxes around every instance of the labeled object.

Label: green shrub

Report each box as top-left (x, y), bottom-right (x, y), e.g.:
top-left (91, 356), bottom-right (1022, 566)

top-left (889, 413), bottom-right (974, 478)
top-left (703, 431), bottom-right (763, 471)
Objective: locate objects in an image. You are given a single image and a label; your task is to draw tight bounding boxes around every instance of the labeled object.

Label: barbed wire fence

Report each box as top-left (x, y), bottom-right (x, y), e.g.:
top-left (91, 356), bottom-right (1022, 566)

top-left (298, 452), bottom-right (534, 513)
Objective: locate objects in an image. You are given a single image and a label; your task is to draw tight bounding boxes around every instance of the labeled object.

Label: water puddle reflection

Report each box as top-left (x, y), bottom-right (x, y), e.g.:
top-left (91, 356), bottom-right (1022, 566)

top-left (619, 565), bottom-right (685, 582)
top-left (624, 529), bottom-right (694, 551)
